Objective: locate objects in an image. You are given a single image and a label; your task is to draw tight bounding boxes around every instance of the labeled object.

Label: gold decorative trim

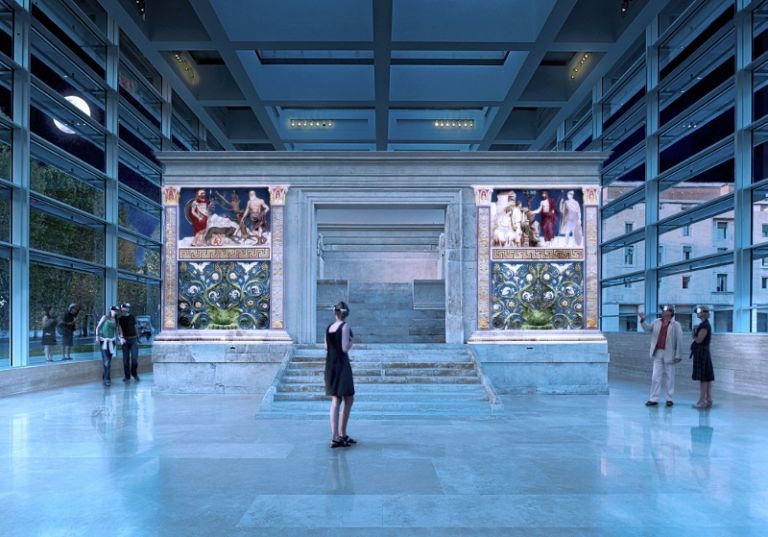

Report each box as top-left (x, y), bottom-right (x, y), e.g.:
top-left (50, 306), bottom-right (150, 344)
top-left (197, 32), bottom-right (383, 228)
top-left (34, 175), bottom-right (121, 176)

top-left (178, 248), bottom-right (271, 260)
top-left (492, 248), bottom-right (584, 260)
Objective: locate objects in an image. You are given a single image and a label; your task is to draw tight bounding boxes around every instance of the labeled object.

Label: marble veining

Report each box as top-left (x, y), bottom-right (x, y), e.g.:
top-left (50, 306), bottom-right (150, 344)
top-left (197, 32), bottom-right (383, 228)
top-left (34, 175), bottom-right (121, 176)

top-left (0, 375), bottom-right (766, 536)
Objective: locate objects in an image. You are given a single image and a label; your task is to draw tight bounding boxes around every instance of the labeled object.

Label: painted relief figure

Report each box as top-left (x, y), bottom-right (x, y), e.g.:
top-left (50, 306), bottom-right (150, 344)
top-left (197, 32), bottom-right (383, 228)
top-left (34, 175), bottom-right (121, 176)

top-left (559, 190), bottom-right (583, 246)
top-left (531, 190), bottom-right (557, 246)
top-left (491, 188), bottom-right (584, 250)
top-left (189, 189), bottom-right (211, 247)
top-left (179, 187), bottom-right (271, 248)
top-left (241, 190), bottom-right (270, 242)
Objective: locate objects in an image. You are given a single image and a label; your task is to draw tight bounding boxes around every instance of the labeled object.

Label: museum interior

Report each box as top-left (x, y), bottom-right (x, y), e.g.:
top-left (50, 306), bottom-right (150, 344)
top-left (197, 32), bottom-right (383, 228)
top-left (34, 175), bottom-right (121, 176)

top-left (1, 0), bottom-right (767, 535)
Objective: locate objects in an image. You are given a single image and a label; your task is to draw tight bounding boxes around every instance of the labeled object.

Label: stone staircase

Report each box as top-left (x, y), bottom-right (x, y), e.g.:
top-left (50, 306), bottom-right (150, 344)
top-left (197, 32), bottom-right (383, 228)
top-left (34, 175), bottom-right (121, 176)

top-left (258, 344), bottom-right (501, 417)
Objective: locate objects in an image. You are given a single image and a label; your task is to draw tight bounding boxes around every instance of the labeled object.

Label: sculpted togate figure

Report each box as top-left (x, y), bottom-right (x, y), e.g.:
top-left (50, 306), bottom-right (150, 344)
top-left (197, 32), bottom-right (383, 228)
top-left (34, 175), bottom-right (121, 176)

top-left (240, 190), bottom-right (271, 240)
top-left (531, 191), bottom-right (557, 245)
top-left (559, 190), bottom-right (582, 246)
top-left (492, 192), bottom-right (515, 247)
top-left (189, 189), bottom-right (211, 247)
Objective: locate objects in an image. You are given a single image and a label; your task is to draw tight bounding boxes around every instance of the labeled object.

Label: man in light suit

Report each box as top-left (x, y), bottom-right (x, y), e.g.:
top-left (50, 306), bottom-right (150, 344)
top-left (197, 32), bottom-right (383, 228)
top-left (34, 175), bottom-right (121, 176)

top-left (639, 306), bottom-right (684, 407)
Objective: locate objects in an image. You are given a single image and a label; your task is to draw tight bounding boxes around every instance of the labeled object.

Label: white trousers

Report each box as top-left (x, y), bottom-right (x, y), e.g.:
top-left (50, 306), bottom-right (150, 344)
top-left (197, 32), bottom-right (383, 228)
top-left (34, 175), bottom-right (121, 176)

top-left (649, 349), bottom-right (675, 402)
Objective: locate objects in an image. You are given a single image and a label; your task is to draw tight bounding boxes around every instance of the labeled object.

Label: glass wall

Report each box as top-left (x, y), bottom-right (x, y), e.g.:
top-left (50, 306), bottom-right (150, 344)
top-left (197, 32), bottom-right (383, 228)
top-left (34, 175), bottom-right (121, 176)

top-left (0, 0), bottom-right (234, 368)
top-left (575, 0), bottom-right (764, 333)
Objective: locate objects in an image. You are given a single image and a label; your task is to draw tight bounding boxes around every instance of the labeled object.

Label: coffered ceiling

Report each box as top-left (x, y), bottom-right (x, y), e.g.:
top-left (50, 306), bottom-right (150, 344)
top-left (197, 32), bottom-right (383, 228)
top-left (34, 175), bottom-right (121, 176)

top-left (100, 0), bottom-right (675, 151)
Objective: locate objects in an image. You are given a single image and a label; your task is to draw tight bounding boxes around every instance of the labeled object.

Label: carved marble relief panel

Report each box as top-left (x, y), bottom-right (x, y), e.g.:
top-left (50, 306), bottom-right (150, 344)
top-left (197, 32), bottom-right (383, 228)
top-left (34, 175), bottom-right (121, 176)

top-left (491, 262), bottom-right (584, 330)
top-left (162, 185), bottom-right (288, 332)
top-left (477, 186), bottom-right (593, 331)
top-left (178, 261), bottom-right (271, 329)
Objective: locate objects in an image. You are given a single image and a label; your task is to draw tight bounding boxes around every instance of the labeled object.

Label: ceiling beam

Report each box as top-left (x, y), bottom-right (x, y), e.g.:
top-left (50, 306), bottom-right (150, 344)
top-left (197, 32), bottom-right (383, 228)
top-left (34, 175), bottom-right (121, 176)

top-left (530, 0), bottom-right (674, 150)
top-left (187, 0), bottom-right (286, 150)
top-left (478, 0), bottom-right (580, 151)
top-left (373, 0), bottom-right (393, 150)
top-left (97, 0), bottom-right (235, 150)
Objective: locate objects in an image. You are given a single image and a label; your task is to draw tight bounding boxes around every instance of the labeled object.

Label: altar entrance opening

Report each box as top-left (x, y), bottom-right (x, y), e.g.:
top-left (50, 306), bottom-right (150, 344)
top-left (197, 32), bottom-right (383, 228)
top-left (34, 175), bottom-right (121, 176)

top-left (315, 205), bottom-right (446, 344)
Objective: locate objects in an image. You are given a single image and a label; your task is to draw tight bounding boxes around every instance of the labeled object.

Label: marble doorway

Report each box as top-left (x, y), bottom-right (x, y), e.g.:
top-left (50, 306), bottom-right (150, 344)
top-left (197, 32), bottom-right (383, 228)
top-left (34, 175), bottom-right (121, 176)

top-left (315, 205), bottom-right (446, 344)
top-left (290, 189), bottom-right (465, 345)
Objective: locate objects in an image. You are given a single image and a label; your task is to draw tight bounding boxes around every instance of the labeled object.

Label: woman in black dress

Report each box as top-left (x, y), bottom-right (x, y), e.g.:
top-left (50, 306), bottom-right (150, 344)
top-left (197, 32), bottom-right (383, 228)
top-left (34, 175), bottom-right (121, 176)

top-left (691, 306), bottom-right (714, 409)
top-left (325, 301), bottom-right (356, 448)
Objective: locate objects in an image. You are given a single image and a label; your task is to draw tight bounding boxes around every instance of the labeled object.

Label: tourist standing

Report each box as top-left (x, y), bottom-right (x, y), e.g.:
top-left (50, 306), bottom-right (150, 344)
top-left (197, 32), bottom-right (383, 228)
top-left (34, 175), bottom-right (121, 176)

top-left (325, 301), bottom-right (356, 448)
top-left (59, 303), bottom-right (80, 361)
top-left (96, 306), bottom-right (118, 387)
top-left (691, 307), bottom-right (714, 409)
top-left (117, 303), bottom-right (140, 382)
top-left (640, 306), bottom-right (684, 407)
top-left (41, 306), bottom-right (57, 362)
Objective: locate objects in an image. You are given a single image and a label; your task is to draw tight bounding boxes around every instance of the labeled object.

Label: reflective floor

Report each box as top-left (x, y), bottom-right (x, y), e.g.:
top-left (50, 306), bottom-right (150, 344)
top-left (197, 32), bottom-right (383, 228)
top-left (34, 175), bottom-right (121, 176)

top-left (1, 374), bottom-right (767, 536)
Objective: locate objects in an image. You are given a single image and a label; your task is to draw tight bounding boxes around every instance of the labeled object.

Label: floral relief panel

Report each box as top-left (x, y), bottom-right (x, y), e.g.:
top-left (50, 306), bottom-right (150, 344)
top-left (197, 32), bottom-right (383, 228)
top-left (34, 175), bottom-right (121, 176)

top-left (178, 261), bottom-right (270, 330)
top-left (491, 262), bottom-right (584, 330)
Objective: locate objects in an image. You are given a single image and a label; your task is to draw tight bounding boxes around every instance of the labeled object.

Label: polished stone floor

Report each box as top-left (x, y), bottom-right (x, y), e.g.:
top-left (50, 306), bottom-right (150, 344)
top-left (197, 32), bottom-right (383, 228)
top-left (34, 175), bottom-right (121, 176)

top-left (1, 374), bottom-right (767, 536)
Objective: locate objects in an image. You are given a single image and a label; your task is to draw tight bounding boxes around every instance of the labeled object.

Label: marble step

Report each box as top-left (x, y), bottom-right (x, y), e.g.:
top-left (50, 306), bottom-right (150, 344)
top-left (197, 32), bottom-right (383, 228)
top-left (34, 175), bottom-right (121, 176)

top-left (262, 400), bottom-right (493, 413)
top-left (283, 368), bottom-right (477, 377)
top-left (273, 392), bottom-right (489, 402)
top-left (280, 375), bottom-right (481, 384)
top-left (286, 361), bottom-right (475, 369)
top-left (276, 383), bottom-right (486, 393)
top-left (292, 349), bottom-right (471, 361)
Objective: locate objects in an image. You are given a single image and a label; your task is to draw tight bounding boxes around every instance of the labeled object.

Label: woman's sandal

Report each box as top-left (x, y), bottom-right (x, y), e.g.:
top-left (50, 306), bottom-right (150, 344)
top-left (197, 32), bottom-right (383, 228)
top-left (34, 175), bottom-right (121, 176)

top-left (342, 435), bottom-right (357, 445)
top-left (330, 438), bottom-right (347, 448)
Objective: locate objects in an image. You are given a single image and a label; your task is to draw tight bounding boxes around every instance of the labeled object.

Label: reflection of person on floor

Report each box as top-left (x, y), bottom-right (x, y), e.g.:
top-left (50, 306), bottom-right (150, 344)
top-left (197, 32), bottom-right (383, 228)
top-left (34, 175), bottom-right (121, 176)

top-left (190, 189), bottom-right (211, 247)
top-left (42, 306), bottom-right (57, 362)
top-left (531, 191), bottom-right (557, 245)
top-left (559, 190), bottom-right (582, 246)
top-left (325, 301), bottom-right (357, 449)
top-left (640, 306), bottom-right (684, 407)
top-left (240, 190), bottom-right (270, 239)
top-left (689, 412), bottom-right (714, 485)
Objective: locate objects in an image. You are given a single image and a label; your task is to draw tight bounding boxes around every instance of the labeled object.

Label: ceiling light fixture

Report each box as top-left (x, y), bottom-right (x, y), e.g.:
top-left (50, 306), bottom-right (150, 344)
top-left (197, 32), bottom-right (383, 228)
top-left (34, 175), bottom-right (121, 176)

top-left (172, 51), bottom-right (197, 83)
top-left (570, 53), bottom-right (590, 80)
top-left (434, 119), bottom-right (474, 129)
top-left (289, 119), bottom-right (335, 129)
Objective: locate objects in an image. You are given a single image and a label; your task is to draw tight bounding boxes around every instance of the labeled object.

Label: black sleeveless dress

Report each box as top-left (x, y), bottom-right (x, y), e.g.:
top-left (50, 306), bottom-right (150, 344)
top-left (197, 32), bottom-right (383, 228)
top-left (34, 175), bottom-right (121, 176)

top-left (691, 319), bottom-right (714, 382)
top-left (324, 322), bottom-right (355, 397)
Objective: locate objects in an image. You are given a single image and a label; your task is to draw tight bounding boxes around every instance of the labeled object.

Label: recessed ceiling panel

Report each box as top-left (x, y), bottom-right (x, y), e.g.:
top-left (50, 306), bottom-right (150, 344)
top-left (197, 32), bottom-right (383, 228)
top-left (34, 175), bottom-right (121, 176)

top-left (211, 0), bottom-right (373, 41)
top-left (392, 0), bottom-right (556, 42)
top-left (390, 52), bottom-right (527, 101)
top-left (238, 51), bottom-right (374, 101)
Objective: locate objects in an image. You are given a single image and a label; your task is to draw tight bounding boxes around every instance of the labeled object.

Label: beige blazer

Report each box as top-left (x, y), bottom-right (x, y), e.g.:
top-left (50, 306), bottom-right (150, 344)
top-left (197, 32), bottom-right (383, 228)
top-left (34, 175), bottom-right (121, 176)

top-left (640, 318), bottom-right (684, 363)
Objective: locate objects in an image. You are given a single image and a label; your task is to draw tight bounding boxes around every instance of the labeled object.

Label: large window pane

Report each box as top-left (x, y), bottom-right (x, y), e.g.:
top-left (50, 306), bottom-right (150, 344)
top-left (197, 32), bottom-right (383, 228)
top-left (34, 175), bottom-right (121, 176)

top-left (30, 205), bottom-right (104, 263)
top-left (0, 184), bottom-right (9, 243)
top-left (118, 278), bottom-right (161, 338)
top-left (0, 122), bottom-right (11, 181)
top-left (601, 188), bottom-right (645, 242)
top-left (29, 263), bottom-right (103, 364)
top-left (602, 240), bottom-right (645, 279)
top-left (658, 167), bottom-right (734, 221)
top-left (659, 210), bottom-right (735, 260)
top-left (118, 194), bottom-right (161, 241)
top-left (0, 252), bottom-right (8, 368)
top-left (30, 155), bottom-right (105, 217)
top-left (658, 264), bottom-right (734, 333)
top-left (752, 255), bottom-right (768, 332)
top-left (118, 237), bottom-right (161, 278)
top-left (601, 280), bottom-right (644, 332)
top-left (753, 190), bottom-right (768, 245)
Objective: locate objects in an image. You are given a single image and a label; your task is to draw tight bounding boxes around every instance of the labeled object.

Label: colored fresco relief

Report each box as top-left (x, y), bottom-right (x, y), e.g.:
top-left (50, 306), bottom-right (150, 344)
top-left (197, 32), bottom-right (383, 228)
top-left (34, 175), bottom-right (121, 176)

top-left (178, 261), bottom-right (271, 330)
top-left (178, 187), bottom-right (272, 261)
top-left (490, 188), bottom-right (584, 261)
top-left (491, 262), bottom-right (584, 330)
